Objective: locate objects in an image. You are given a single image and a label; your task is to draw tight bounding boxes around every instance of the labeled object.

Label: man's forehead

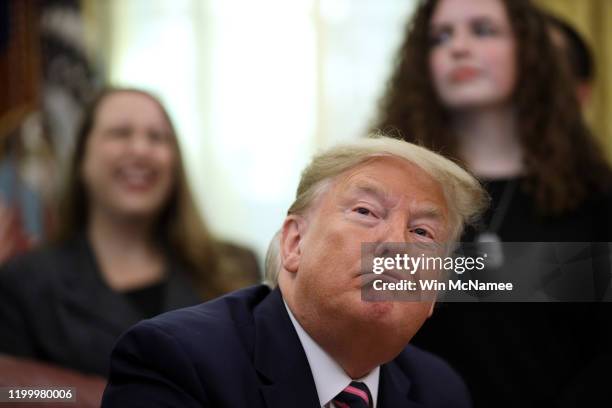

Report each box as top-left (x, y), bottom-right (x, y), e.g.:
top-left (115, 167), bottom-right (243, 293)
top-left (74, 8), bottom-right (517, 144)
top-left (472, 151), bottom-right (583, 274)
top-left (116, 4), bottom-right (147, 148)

top-left (329, 157), bottom-right (445, 203)
top-left (341, 179), bottom-right (393, 205)
top-left (334, 156), bottom-right (437, 192)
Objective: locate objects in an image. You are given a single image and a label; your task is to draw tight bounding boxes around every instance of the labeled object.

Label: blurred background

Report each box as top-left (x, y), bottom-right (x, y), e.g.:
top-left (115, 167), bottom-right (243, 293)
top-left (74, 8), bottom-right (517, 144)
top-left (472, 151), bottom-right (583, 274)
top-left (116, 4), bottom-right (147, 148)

top-left (2, 0), bottom-right (611, 265)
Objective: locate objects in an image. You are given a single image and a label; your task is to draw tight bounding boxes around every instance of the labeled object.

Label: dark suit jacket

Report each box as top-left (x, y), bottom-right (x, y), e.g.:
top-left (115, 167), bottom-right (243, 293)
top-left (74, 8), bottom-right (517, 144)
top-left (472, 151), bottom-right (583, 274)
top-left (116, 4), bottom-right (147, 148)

top-left (102, 285), bottom-right (472, 407)
top-left (0, 236), bottom-right (201, 376)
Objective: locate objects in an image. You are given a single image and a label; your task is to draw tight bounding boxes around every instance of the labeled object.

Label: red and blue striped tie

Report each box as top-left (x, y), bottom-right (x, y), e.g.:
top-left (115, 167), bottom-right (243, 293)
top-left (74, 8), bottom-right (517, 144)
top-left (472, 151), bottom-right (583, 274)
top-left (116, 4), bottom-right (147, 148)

top-left (332, 381), bottom-right (373, 408)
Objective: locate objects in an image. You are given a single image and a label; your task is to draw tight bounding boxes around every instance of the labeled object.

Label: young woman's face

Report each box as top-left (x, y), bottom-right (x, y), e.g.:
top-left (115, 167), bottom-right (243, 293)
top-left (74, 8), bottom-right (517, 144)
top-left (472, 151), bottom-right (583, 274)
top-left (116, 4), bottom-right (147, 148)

top-left (428, 0), bottom-right (517, 111)
top-left (81, 91), bottom-right (177, 222)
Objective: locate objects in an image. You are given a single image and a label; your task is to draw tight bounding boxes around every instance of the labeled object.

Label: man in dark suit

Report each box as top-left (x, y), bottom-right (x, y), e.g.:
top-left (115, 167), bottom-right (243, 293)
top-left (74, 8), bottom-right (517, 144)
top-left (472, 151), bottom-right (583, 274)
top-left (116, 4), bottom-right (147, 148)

top-left (103, 136), bottom-right (487, 407)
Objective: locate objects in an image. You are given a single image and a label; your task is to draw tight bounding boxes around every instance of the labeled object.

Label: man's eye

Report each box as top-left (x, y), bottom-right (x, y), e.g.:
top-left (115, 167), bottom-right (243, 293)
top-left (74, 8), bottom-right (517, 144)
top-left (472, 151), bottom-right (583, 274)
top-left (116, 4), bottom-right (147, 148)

top-left (412, 228), bottom-right (432, 238)
top-left (355, 207), bottom-right (373, 216)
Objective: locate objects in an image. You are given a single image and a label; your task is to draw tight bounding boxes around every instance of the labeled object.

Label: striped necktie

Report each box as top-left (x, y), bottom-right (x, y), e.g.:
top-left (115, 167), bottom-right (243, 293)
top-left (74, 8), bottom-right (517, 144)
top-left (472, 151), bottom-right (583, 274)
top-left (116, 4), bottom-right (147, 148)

top-left (332, 381), bottom-right (373, 408)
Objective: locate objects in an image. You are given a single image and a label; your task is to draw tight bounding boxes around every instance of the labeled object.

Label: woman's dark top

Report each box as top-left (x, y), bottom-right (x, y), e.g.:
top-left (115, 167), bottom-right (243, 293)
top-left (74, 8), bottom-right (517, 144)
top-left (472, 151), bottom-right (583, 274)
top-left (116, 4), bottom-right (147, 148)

top-left (0, 236), bottom-right (202, 377)
top-left (123, 281), bottom-right (168, 319)
top-left (411, 178), bottom-right (612, 408)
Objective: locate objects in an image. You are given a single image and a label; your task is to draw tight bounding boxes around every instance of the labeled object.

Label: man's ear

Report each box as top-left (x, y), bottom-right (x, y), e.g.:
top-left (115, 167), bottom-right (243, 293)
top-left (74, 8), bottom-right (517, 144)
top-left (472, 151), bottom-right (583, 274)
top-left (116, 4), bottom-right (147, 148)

top-left (280, 215), bottom-right (306, 274)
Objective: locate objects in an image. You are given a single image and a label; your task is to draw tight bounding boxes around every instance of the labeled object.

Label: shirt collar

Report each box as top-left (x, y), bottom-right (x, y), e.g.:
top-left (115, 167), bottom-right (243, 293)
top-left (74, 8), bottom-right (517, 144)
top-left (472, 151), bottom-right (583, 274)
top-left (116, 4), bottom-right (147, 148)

top-left (284, 301), bottom-right (380, 408)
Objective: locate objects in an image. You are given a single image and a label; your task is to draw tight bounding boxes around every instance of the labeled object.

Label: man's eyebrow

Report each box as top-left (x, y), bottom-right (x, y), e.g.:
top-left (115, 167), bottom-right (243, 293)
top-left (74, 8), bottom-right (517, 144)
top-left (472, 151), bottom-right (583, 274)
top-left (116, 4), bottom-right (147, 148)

top-left (347, 182), bottom-right (391, 203)
top-left (412, 205), bottom-right (445, 222)
top-left (345, 182), bottom-right (446, 220)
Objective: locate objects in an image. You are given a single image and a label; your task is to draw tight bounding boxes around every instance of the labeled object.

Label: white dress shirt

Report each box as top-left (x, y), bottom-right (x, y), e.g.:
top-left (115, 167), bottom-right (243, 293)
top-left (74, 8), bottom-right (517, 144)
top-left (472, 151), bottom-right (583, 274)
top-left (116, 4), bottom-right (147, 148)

top-left (285, 302), bottom-right (380, 408)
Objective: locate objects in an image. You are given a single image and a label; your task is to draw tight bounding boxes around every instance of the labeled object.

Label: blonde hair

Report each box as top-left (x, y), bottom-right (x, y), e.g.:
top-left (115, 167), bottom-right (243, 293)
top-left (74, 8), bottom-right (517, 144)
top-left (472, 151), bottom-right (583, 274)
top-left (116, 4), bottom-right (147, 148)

top-left (264, 135), bottom-right (488, 287)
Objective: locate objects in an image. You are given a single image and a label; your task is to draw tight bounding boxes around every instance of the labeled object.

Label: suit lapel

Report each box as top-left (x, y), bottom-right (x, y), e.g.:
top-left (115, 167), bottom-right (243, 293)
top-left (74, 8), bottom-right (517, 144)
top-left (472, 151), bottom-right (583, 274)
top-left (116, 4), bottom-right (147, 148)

top-left (251, 288), bottom-right (427, 408)
top-left (378, 361), bottom-right (424, 408)
top-left (254, 288), bottom-right (321, 408)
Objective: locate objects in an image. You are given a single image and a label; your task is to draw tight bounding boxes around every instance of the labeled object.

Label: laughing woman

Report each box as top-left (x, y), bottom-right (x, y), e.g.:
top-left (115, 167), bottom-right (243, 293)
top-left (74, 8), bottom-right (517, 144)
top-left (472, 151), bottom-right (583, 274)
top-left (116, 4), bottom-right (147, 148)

top-left (0, 88), bottom-right (259, 376)
top-left (375, 0), bottom-right (612, 406)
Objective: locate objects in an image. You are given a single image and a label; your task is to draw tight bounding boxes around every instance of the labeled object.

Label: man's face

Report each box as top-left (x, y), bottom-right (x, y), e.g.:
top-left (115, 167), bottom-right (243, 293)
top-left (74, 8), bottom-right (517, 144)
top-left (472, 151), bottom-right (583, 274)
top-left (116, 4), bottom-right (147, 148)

top-left (284, 156), bottom-right (451, 345)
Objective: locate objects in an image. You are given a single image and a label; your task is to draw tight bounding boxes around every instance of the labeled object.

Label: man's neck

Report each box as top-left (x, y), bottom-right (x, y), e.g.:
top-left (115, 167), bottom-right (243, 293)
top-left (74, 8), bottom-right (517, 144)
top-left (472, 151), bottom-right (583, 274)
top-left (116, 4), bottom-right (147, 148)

top-left (284, 300), bottom-right (380, 407)
top-left (283, 297), bottom-right (398, 379)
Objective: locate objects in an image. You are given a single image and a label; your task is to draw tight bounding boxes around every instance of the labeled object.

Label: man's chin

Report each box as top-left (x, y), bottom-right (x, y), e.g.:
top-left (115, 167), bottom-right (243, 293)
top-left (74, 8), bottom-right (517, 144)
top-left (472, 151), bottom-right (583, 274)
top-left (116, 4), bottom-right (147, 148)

top-left (359, 301), bottom-right (428, 332)
top-left (358, 300), bottom-right (397, 322)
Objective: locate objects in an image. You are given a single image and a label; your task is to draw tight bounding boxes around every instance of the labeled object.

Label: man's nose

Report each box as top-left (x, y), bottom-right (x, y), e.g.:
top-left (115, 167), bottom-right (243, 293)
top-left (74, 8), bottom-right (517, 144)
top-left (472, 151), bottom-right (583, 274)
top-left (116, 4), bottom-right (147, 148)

top-left (372, 220), bottom-right (412, 260)
top-left (386, 219), bottom-right (410, 243)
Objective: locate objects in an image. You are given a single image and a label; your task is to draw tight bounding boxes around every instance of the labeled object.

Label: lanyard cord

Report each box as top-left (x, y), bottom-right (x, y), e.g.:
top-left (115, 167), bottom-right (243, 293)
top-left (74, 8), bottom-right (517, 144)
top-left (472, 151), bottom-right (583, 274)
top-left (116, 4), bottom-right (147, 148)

top-left (486, 179), bottom-right (519, 234)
